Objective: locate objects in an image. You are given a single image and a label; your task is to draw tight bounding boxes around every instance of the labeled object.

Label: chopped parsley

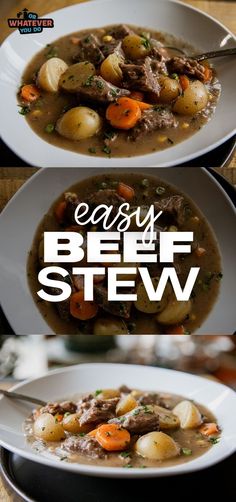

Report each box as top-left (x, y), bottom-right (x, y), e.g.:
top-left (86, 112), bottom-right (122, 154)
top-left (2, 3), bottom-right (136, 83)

top-left (209, 437), bottom-right (220, 445)
top-left (141, 179), bottom-right (149, 187)
top-left (60, 456), bottom-right (68, 461)
top-left (79, 432), bottom-right (86, 437)
top-left (83, 75), bottom-right (94, 87)
top-left (102, 145), bottom-right (111, 155)
top-left (44, 123), bottom-right (55, 133)
top-left (46, 46), bottom-right (58, 59)
top-left (120, 451), bottom-right (131, 458)
top-left (111, 89), bottom-right (119, 97)
top-left (96, 80), bottom-right (104, 90)
top-left (18, 104), bottom-right (30, 115)
top-left (181, 448), bottom-right (192, 456)
top-left (141, 37), bottom-right (151, 50)
top-left (156, 186), bottom-right (166, 195)
top-left (123, 464), bottom-right (133, 468)
top-left (171, 73), bottom-right (179, 80)
top-left (94, 389), bottom-right (103, 396)
top-left (104, 130), bottom-right (115, 140)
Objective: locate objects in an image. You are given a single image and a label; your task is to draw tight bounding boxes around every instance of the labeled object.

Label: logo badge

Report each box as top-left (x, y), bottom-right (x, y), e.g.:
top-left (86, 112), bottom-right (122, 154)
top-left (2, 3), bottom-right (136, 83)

top-left (8, 8), bottom-right (54, 34)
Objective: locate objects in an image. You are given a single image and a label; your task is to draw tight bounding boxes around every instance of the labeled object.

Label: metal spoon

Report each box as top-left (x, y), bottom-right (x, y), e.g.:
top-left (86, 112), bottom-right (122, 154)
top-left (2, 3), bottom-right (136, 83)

top-left (164, 46), bottom-right (236, 60)
top-left (193, 47), bottom-right (236, 61)
top-left (0, 389), bottom-right (46, 407)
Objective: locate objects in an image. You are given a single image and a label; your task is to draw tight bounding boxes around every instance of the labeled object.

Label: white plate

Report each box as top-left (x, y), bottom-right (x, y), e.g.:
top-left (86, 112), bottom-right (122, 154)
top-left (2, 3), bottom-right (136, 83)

top-left (0, 363), bottom-right (235, 477)
top-left (0, 0), bottom-right (235, 167)
top-left (0, 167), bottom-right (235, 334)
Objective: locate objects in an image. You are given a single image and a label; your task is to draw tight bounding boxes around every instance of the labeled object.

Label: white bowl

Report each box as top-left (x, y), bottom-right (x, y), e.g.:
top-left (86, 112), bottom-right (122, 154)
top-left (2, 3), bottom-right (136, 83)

top-left (0, 0), bottom-right (235, 167)
top-left (0, 167), bottom-right (235, 334)
top-left (0, 363), bottom-right (235, 477)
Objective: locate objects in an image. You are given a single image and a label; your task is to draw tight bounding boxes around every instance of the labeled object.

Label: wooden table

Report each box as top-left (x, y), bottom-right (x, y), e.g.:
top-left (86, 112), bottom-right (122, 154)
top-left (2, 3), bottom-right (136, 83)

top-left (0, 0), bottom-right (235, 167)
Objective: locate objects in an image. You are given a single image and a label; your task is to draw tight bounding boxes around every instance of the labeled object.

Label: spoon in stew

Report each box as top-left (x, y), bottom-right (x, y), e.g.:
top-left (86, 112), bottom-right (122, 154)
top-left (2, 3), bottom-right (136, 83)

top-left (164, 46), bottom-right (236, 60)
top-left (0, 389), bottom-right (46, 407)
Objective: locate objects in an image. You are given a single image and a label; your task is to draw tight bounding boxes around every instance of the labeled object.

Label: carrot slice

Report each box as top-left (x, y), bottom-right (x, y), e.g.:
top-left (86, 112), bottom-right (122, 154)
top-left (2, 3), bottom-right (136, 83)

top-left (21, 84), bottom-right (40, 102)
top-left (106, 97), bottom-right (141, 130)
top-left (179, 75), bottom-right (189, 91)
top-left (129, 91), bottom-right (144, 101)
top-left (165, 325), bottom-right (185, 335)
top-left (117, 182), bottom-right (135, 201)
top-left (134, 100), bottom-right (152, 111)
top-left (199, 423), bottom-right (219, 437)
top-left (203, 67), bottom-right (212, 82)
top-left (95, 423), bottom-right (130, 451)
top-left (70, 291), bottom-right (98, 320)
top-left (55, 201), bottom-right (67, 224)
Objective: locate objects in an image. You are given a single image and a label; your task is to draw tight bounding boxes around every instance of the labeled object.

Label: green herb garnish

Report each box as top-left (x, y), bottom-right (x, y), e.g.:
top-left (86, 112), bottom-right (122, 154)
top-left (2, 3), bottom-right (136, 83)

top-left (209, 437), bottom-right (220, 445)
top-left (156, 186), bottom-right (165, 195)
top-left (95, 389), bottom-right (102, 396)
top-left (46, 46), bottom-right (58, 59)
top-left (45, 123), bottom-right (54, 133)
top-left (18, 105), bottom-right (30, 115)
top-left (120, 451), bottom-right (131, 458)
top-left (102, 145), bottom-right (111, 155)
top-left (181, 448), bottom-right (192, 456)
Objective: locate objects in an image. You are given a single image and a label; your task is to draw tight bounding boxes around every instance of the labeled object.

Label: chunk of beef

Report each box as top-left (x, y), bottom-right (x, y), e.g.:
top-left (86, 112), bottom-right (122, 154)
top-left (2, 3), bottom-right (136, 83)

top-left (130, 107), bottom-right (177, 140)
top-left (119, 385), bottom-right (132, 394)
top-left (86, 189), bottom-right (125, 227)
top-left (154, 195), bottom-right (186, 227)
top-left (63, 435), bottom-right (106, 459)
top-left (39, 401), bottom-right (77, 416)
top-left (101, 40), bottom-right (124, 58)
top-left (167, 56), bottom-right (206, 81)
top-left (108, 24), bottom-right (133, 40)
top-left (79, 398), bottom-right (119, 426)
top-left (77, 75), bottom-right (130, 103)
top-left (94, 284), bottom-right (132, 319)
top-left (49, 273), bottom-right (74, 321)
top-left (121, 57), bottom-right (160, 95)
top-left (77, 394), bottom-right (94, 413)
top-left (138, 393), bottom-right (161, 406)
top-left (74, 34), bottom-right (104, 65)
top-left (109, 405), bottom-right (159, 434)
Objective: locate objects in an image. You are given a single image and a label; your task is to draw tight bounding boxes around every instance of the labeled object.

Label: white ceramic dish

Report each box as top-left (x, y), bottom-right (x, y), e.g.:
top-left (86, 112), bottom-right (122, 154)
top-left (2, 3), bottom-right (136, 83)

top-left (0, 167), bottom-right (235, 334)
top-left (0, 363), bottom-right (235, 478)
top-left (0, 0), bottom-right (235, 167)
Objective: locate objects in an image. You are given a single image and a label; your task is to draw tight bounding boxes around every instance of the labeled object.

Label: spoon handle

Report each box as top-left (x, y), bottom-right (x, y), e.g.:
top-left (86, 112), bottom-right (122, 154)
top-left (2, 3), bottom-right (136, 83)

top-left (194, 47), bottom-right (236, 61)
top-left (0, 389), bottom-right (46, 407)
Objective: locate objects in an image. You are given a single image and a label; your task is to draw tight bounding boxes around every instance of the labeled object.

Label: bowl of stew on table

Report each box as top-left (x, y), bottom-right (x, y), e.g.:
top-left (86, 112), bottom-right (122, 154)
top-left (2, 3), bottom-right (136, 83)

top-left (28, 171), bottom-right (222, 335)
top-left (0, 0), bottom-right (235, 167)
top-left (0, 364), bottom-right (235, 477)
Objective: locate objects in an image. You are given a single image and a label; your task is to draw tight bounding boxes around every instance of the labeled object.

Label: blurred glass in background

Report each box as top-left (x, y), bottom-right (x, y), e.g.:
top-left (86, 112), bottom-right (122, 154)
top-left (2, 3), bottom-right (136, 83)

top-left (0, 335), bottom-right (236, 389)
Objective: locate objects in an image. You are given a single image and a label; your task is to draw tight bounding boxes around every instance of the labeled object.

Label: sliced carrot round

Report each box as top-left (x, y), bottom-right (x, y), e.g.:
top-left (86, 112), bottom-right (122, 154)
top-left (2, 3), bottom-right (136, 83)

top-left (95, 423), bottom-right (130, 451)
top-left (70, 290), bottom-right (98, 320)
top-left (21, 84), bottom-right (40, 102)
top-left (106, 97), bottom-right (141, 130)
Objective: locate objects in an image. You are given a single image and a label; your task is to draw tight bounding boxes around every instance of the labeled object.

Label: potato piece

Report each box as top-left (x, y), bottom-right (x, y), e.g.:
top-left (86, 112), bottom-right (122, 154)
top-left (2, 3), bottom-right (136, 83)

top-left (97, 389), bottom-right (121, 400)
top-left (37, 58), bottom-right (68, 92)
top-left (56, 106), bottom-right (101, 141)
top-left (122, 34), bottom-right (151, 60)
top-left (100, 53), bottom-right (123, 86)
top-left (93, 317), bottom-right (129, 335)
top-left (154, 405), bottom-right (180, 429)
top-left (159, 76), bottom-right (180, 103)
top-left (62, 413), bottom-right (91, 434)
top-left (157, 299), bottom-right (192, 325)
top-left (135, 278), bottom-right (172, 314)
top-left (34, 413), bottom-right (65, 442)
top-left (135, 431), bottom-right (180, 460)
top-left (173, 80), bottom-right (208, 115)
top-left (173, 400), bottom-right (202, 429)
top-left (59, 62), bottom-right (96, 92)
top-left (116, 394), bottom-right (138, 416)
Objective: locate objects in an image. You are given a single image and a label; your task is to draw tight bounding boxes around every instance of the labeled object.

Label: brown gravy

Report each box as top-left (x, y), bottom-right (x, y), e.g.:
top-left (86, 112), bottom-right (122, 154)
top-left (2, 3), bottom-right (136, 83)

top-left (19, 24), bottom-right (221, 158)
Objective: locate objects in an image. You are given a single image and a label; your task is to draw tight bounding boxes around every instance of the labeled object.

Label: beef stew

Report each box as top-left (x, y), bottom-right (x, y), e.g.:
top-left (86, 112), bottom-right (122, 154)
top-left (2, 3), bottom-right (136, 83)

top-left (25, 386), bottom-right (221, 468)
top-left (27, 172), bottom-right (222, 335)
top-left (18, 24), bottom-right (221, 158)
